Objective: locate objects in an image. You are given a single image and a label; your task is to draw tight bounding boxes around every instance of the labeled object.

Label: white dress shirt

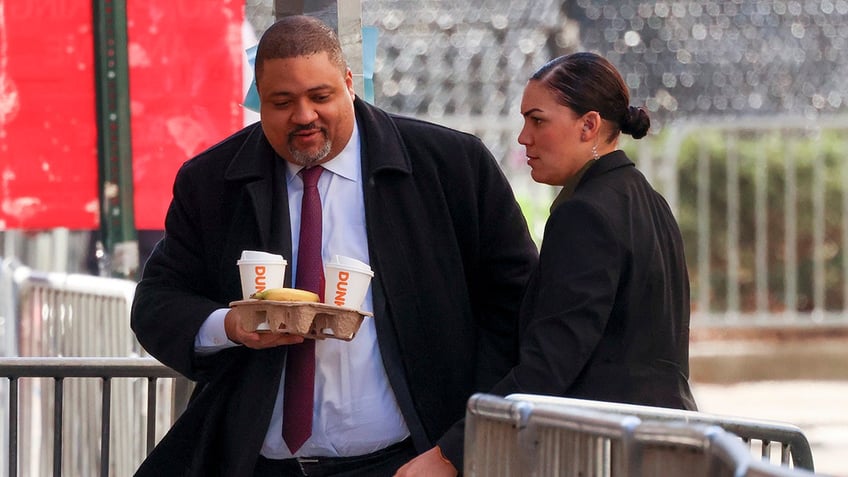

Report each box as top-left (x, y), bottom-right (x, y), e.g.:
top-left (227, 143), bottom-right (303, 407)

top-left (194, 122), bottom-right (410, 458)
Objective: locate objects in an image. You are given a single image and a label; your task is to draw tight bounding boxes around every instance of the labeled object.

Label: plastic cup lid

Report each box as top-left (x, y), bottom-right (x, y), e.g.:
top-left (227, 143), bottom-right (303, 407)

top-left (237, 250), bottom-right (287, 265)
top-left (327, 255), bottom-right (374, 276)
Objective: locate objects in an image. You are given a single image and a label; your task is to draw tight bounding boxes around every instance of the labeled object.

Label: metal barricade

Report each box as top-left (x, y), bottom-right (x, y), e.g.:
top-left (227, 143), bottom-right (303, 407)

top-left (465, 393), bottom-right (818, 477)
top-left (507, 393), bottom-right (814, 472)
top-left (465, 393), bottom-right (641, 476)
top-left (0, 357), bottom-right (183, 477)
top-left (0, 257), bottom-right (22, 358)
top-left (13, 266), bottom-right (140, 358)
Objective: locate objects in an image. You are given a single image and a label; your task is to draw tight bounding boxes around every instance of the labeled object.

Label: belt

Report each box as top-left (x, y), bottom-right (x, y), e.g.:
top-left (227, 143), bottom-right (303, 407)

top-left (255, 438), bottom-right (414, 477)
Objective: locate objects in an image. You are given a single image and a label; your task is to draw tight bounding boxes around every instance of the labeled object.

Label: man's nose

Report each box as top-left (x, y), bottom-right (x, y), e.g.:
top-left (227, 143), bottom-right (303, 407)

top-left (291, 101), bottom-right (319, 124)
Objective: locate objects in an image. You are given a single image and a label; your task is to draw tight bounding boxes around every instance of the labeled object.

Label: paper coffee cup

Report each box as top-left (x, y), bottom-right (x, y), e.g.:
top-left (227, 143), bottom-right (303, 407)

top-left (324, 255), bottom-right (374, 310)
top-left (237, 250), bottom-right (287, 300)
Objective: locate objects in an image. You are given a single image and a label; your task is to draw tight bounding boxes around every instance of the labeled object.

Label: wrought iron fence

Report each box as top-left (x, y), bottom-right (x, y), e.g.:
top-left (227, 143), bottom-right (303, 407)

top-left (0, 357), bottom-right (183, 477)
top-left (0, 262), bottom-right (190, 477)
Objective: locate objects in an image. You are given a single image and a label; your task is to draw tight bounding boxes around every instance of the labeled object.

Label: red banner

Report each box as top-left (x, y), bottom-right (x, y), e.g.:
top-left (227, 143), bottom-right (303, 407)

top-left (0, 1), bottom-right (244, 230)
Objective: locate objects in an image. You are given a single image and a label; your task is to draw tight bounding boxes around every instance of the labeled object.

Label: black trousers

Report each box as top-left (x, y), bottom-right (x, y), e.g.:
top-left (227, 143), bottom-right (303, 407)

top-left (253, 439), bottom-right (417, 477)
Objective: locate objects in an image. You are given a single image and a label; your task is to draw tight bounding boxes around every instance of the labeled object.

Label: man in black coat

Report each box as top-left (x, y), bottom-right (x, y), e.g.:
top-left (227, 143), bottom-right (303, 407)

top-left (130, 15), bottom-right (537, 476)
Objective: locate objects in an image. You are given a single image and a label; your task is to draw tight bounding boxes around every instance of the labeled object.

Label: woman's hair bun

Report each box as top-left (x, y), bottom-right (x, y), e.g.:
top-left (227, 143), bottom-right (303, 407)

top-left (621, 106), bottom-right (650, 139)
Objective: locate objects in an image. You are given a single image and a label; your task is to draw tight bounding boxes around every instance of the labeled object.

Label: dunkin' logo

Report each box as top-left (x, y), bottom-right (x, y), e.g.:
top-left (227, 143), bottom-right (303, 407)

top-left (334, 270), bottom-right (350, 306)
top-left (254, 265), bottom-right (267, 292)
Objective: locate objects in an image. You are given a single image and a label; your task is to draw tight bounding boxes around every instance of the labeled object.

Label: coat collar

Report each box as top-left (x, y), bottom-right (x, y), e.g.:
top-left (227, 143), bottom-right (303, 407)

top-left (579, 149), bottom-right (634, 187)
top-left (220, 124), bottom-right (283, 253)
top-left (223, 123), bottom-right (275, 181)
top-left (353, 97), bottom-right (412, 176)
top-left (551, 150), bottom-right (634, 212)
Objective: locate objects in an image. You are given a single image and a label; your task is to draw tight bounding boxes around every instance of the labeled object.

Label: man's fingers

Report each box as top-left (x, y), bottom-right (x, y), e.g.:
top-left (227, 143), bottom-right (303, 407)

top-left (241, 332), bottom-right (305, 349)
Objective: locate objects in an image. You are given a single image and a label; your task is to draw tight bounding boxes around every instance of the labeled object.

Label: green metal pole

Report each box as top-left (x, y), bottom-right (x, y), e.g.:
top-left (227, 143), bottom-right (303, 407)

top-left (92, 0), bottom-right (138, 279)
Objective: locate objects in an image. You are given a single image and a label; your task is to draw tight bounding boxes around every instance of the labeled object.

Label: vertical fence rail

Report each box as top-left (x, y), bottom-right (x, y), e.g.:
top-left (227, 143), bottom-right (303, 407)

top-left (53, 379), bottom-right (63, 477)
top-left (726, 133), bottom-right (741, 320)
top-left (696, 142), bottom-right (711, 316)
top-left (813, 142), bottom-right (827, 320)
top-left (754, 139), bottom-right (769, 316)
top-left (7, 377), bottom-right (17, 477)
top-left (784, 139), bottom-right (799, 319)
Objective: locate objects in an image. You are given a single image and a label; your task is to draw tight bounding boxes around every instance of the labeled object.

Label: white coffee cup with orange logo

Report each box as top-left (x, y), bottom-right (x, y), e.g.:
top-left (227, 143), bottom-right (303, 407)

top-left (237, 250), bottom-right (287, 300)
top-left (324, 255), bottom-right (374, 310)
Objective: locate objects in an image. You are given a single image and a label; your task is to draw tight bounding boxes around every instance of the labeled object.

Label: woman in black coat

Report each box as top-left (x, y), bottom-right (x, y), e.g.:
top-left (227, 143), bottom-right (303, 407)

top-left (490, 52), bottom-right (697, 410)
top-left (398, 51), bottom-right (697, 477)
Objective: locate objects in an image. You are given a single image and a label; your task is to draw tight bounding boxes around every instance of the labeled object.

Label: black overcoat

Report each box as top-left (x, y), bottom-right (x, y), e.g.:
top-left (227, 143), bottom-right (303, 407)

top-left (130, 98), bottom-right (538, 476)
top-left (489, 150), bottom-right (697, 408)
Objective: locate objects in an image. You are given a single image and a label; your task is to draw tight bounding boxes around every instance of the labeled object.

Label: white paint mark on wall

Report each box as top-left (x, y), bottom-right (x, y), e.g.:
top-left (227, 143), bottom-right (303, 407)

top-left (166, 116), bottom-right (209, 157)
top-left (84, 198), bottom-right (99, 215)
top-left (128, 42), bottom-right (151, 68)
top-left (0, 1), bottom-right (22, 127)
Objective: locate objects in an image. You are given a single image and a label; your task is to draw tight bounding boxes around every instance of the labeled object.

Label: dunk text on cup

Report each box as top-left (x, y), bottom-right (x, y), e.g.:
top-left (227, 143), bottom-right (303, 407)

top-left (237, 250), bottom-right (287, 300)
top-left (324, 255), bottom-right (374, 310)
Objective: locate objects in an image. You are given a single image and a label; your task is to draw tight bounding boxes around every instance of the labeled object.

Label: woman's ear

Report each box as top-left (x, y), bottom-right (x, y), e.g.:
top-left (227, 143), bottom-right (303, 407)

top-left (581, 111), bottom-right (602, 141)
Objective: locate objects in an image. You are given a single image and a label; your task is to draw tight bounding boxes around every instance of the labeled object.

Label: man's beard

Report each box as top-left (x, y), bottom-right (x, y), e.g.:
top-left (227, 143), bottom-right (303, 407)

top-left (288, 127), bottom-right (332, 167)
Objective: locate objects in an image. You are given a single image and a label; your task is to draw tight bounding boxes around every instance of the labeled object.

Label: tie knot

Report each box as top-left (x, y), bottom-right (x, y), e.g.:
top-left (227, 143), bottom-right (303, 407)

top-left (300, 166), bottom-right (323, 188)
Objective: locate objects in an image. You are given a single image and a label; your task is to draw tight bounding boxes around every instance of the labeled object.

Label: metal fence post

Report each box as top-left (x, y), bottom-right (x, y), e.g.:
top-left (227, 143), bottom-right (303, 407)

top-left (92, 0), bottom-right (139, 280)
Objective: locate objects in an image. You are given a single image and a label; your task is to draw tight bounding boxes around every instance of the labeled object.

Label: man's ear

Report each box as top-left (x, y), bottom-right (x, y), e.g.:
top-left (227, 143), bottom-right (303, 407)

top-left (345, 67), bottom-right (356, 99)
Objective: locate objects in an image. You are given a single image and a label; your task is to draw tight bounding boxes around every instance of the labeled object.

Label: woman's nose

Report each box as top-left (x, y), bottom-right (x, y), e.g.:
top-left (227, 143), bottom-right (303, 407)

top-left (517, 128), bottom-right (530, 146)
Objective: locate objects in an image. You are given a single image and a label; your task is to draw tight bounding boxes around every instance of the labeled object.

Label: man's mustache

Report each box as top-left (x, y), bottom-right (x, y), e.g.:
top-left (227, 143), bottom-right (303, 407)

top-left (290, 124), bottom-right (325, 136)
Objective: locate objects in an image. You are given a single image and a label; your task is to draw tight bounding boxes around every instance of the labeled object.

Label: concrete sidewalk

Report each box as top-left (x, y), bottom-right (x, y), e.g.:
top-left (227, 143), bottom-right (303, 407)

top-left (689, 326), bottom-right (848, 476)
top-left (692, 380), bottom-right (848, 477)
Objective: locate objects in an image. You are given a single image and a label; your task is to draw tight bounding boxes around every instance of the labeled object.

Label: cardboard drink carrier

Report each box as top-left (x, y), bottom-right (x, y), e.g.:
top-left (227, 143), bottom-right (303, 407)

top-left (229, 299), bottom-right (371, 341)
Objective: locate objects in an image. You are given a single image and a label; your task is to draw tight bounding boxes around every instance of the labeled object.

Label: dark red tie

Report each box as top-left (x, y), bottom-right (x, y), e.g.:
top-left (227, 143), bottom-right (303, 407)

top-left (283, 166), bottom-right (324, 453)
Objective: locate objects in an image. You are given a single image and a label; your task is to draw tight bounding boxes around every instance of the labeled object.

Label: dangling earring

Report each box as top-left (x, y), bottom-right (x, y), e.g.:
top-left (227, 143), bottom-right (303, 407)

top-left (591, 141), bottom-right (600, 160)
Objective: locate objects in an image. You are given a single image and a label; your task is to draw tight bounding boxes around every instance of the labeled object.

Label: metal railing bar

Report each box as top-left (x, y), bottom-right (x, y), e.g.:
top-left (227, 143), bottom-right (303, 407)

top-left (54, 377), bottom-right (63, 477)
top-left (0, 357), bottom-right (183, 379)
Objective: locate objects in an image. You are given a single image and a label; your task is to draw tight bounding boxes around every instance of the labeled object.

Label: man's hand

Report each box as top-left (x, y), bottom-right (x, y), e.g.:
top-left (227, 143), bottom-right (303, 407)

top-left (224, 309), bottom-right (305, 349)
top-left (394, 446), bottom-right (457, 477)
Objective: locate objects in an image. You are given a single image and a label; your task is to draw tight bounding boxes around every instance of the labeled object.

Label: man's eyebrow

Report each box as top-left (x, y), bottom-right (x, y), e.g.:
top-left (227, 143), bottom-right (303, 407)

top-left (267, 85), bottom-right (335, 97)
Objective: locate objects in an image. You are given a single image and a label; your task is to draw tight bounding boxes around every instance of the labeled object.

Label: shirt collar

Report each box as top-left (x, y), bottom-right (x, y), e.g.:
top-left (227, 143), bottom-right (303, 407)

top-left (286, 120), bottom-right (361, 184)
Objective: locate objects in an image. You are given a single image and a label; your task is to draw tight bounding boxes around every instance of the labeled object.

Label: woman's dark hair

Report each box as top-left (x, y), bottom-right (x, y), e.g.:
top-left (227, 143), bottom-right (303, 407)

top-left (531, 52), bottom-right (650, 140)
